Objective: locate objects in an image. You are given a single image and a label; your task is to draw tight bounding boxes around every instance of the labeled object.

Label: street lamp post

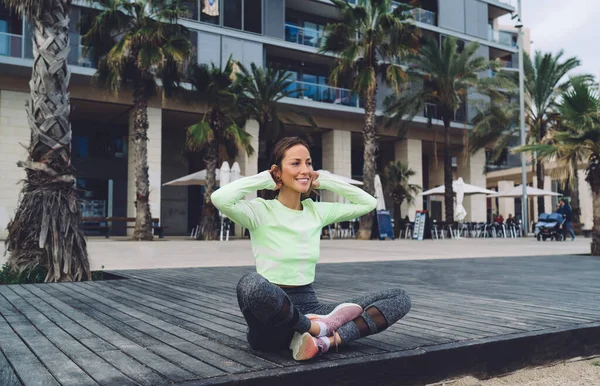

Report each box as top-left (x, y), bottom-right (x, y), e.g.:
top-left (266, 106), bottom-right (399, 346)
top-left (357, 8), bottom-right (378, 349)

top-left (516, 0), bottom-right (528, 236)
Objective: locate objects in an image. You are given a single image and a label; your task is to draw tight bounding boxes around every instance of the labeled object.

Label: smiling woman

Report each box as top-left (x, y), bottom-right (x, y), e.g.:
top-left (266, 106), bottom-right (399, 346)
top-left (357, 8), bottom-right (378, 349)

top-left (210, 136), bottom-right (412, 361)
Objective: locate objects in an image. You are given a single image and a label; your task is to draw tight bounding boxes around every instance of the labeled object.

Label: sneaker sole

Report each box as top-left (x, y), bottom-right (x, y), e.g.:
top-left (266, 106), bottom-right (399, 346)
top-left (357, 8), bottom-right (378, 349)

top-left (289, 332), bottom-right (318, 361)
top-left (306, 302), bottom-right (363, 321)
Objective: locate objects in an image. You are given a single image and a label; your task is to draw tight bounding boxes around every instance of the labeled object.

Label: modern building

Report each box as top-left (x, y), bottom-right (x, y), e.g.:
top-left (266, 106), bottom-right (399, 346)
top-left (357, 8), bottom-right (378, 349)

top-left (0, 0), bottom-right (523, 238)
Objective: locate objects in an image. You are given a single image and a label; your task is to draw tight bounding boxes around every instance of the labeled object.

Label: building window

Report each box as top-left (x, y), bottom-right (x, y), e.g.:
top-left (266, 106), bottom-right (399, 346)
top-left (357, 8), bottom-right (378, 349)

top-left (224, 0), bottom-right (242, 29)
top-left (243, 0), bottom-right (262, 33)
top-left (181, 0), bottom-right (200, 20)
top-left (221, 0), bottom-right (262, 33)
top-left (73, 135), bottom-right (127, 159)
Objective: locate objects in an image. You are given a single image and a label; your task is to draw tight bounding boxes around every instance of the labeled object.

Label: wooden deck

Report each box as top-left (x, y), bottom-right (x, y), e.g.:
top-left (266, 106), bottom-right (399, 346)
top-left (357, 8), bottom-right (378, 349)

top-left (2, 254), bottom-right (600, 385)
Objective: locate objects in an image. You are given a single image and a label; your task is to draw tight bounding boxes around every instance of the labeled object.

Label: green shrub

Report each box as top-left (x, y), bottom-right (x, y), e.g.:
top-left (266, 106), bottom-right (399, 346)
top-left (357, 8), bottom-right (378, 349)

top-left (0, 263), bottom-right (47, 284)
top-left (1, 264), bottom-right (107, 284)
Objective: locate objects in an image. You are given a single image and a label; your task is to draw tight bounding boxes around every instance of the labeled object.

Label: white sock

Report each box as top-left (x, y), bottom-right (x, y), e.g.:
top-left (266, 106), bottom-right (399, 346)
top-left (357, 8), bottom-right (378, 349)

top-left (316, 321), bottom-right (328, 337)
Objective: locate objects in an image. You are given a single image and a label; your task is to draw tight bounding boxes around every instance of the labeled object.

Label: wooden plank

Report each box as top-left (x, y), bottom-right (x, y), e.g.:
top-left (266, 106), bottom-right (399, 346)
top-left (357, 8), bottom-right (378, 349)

top-left (0, 345), bottom-right (22, 386)
top-left (0, 286), bottom-right (140, 386)
top-left (60, 283), bottom-right (269, 374)
top-left (45, 283), bottom-right (228, 378)
top-left (21, 285), bottom-right (198, 383)
top-left (0, 308), bottom-right (60, 386)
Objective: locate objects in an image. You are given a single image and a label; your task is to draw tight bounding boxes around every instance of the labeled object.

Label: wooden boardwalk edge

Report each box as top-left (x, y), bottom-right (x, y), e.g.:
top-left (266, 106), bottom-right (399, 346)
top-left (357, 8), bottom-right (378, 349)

top-left (178, 321), bottom-right (600, 386)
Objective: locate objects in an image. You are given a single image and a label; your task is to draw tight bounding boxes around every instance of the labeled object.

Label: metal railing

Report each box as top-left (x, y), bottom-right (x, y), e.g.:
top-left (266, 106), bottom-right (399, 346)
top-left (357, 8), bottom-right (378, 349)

top-left (284, 24), bottom-right (324, 48)
top-left (0, 31), bottom-right (24, 59)
top-left (286, 80), bottom-right (359, 108)
top-left (406, 8), bottom-right (436, 25)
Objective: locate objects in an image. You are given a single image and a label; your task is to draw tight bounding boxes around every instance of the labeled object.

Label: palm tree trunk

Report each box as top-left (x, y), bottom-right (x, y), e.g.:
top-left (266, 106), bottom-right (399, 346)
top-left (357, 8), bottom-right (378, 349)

top-left (357, 91), bottom-right (378, 240)
top-left (587, 154), bottom-right (600, 256)
top-left (198, 142), bottom-right (219, 240)
top-left (592, 188), bottom-right (600, 256)
top-left (536, 160), bottom-right (545, 214)
top-left (257, 118), bottom-right (269, 172)
top-left (6, 0), bottom-right (90, 282)
top-left (198, 110), bottom-right (221, 240)
top-left (443, 121), bottom-right (454, 224)
top-left (570, 156), bottom-right (581, 226)
top-left (393, 202), bottom-right (402, 239)
top-left (131, 85), bottom-right (154, 241)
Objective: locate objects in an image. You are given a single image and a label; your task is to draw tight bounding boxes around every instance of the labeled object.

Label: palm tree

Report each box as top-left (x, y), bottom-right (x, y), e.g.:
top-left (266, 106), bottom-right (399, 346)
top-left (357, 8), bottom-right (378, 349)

top-left (523, 50), bottom-right (586, 214)
top-left (2, 0), bottom-right (90, 282)
top-left (514, 78), bottom-right (600, 255)
top-left (235, 63), bottom-right (311, 172)
top-left (381, 161), bottom-right (421, 238)
top-left (321, 0), bottom-right (418, 239)
top-left (83, 0), bottom-right (193, 240)
top-left (186, 58), bottom-right (254, 240)
top-left (385, 36), bottom-right (501, 224)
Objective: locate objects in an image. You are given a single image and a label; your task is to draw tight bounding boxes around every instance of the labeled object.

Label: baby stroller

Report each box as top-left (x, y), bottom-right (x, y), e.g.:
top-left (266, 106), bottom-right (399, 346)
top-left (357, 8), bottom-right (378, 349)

top-left (535, 213), bottom-right (564, 241)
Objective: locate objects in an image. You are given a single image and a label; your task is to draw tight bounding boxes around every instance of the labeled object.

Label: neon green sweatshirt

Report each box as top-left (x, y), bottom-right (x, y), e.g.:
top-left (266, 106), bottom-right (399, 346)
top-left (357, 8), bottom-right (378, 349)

top-left (210, 171), bottom-right (377, 286)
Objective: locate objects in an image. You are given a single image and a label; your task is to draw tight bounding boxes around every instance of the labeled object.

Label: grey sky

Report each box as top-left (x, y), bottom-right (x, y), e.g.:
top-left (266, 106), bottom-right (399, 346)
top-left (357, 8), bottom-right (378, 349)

top-left (499, 0), bottom-right (600, 79)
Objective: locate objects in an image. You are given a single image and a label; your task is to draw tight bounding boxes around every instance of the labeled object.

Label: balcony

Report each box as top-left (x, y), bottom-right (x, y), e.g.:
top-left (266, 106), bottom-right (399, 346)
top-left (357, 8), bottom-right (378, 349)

top-left (405, 8), bottom-right (436, 25)
top-left (0, 30), bottom-right (95, 68)
top-left (424, 102), bottom-right (467, 123)
top-left (0, 31), bottom-right (23, 59)
top-left (284, 24), bottom-right (323, 48)
top-left (286, 80), bottom-right (359, 108)
top-left (488, 29), bottom-right (517, 48)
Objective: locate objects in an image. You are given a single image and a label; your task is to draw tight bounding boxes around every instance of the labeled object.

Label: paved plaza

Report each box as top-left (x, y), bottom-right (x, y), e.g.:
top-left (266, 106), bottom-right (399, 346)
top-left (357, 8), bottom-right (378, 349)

top-left (1, 236), bottom-right (586, 271)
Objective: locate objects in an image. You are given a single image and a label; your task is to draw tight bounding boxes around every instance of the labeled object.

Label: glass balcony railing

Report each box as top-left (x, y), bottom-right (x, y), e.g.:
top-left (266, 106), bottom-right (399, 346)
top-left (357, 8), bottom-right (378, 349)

top-left (488, 29), bottom-right (517, 48)
top-left (0, 31), bottom-right (23, 59)
top-left (405, 8), bottom-right (436, 25)
top-left (286, 80), bottom-right (359, 108)
top-left (284, 24), bottom-right (324, 48)
top-left (0, 30), bottom-right (95, 68)
top-left (423, 102), bottom-right (467, 123)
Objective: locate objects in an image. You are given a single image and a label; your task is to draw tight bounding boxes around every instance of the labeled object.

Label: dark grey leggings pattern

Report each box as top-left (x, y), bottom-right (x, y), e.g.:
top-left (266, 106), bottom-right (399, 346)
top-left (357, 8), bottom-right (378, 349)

top-left (236, 272), bottom-right (412, 351)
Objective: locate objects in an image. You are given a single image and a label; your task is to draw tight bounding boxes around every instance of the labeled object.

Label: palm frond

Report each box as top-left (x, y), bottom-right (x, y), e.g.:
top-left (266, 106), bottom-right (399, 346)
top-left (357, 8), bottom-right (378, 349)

top-left (1, 0), bottom-right (56, 18)
top-left (186, 121), bottom-right (213, 151)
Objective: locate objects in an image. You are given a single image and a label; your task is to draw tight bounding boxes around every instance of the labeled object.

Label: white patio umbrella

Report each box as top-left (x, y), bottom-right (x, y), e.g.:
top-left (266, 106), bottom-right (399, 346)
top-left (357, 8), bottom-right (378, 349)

top-left (488, 185), bottom-right (561, 198)
top-left (420, 179), bottom-right (496, 196)
top-left (454, 178), bottom-right (467, 222)
top-left (163, 166), bottom-right (244, 187)
top-left (316, 170), bottom-right (363, 185)
top-left (230, 162), bottom-right (241, 182)
top-left (219, 161), bottom-right (231, 187)
top-left (374, 174), bottom-right (386, 211)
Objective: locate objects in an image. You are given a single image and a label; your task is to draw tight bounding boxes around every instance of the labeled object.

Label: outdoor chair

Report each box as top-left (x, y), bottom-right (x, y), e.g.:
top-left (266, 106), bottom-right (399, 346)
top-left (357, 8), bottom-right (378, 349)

top-left (404, 222), bottom-right (414, 239)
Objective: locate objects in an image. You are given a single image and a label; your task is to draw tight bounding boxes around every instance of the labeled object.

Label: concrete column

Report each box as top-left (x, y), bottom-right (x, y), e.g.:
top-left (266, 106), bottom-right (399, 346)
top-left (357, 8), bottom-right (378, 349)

top-left (578, 169), bottom-right (593, 230)
top-left (543, 176), bottom-right (553, 213)
top-left (394, 139), bottom-right (423, 221)
top-left (428, 155), bottom-right (445, 221)
top-left (497, 180), bottom-right (514, 218)
top-left (321, 129), bottom-right (352, 203)
top-left (0, 91), bottom-right (30, 239)
top-left (128, 107), bottom-right (162, 235)
top-left (234, 119), bottom-right (259, 237)
top-left (456, 149), bottom-right (487, 222)
top-left (531, 177), bottom-right (539, 220)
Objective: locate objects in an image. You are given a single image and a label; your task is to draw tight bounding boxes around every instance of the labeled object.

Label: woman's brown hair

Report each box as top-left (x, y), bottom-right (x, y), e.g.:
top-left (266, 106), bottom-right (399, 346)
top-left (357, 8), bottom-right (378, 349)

top-left (261, 136), bottom-right (315, 200)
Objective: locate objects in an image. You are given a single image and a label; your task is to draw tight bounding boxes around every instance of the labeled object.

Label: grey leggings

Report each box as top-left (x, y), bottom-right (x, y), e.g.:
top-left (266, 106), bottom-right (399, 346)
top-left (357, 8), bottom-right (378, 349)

top-left (236, 272), bottom-right (412, 351)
